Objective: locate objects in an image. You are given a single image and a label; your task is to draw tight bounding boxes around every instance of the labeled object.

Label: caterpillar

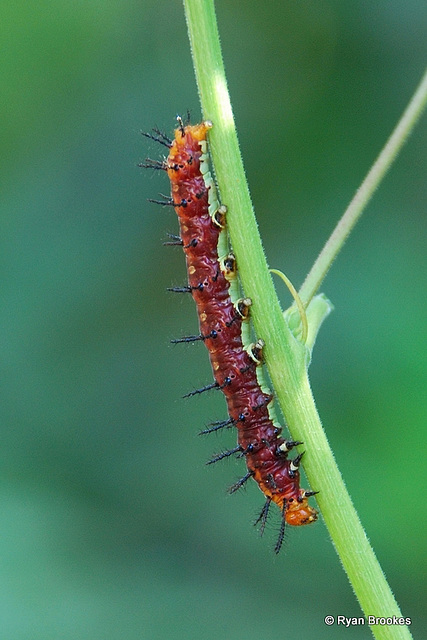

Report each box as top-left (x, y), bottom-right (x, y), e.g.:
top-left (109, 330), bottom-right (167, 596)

top-left (143, 118), bottom-right (318, 552)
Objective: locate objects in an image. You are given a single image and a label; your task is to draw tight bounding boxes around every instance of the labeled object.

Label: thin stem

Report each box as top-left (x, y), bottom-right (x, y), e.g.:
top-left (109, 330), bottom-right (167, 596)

top-left (270, 268), bottom-right (308, 344)
top-left (299, 67), bottom-right (427, 307)
top-left (183, 2), bottom-right (415, 638)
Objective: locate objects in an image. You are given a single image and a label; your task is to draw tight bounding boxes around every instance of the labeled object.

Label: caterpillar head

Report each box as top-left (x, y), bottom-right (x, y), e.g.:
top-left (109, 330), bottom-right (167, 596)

top-left (285, 493), bottom-right (318, 526)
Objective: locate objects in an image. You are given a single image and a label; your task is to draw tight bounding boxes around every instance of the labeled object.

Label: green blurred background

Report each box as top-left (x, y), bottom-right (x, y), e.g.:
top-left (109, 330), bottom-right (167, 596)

top-left (1, 1), bottom-right (426, 638)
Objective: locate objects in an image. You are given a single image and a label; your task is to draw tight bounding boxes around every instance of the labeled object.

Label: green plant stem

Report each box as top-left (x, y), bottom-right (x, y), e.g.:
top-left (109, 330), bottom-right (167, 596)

top-left (299, 67), bottom-right (427, 307)
top-left (182, 1), bottom-right (417, 638)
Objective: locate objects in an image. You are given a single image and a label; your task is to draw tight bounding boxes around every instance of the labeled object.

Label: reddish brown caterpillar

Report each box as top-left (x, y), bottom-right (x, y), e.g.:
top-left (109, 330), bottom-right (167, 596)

top-left (143, 119), bottom-right (318, 552)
